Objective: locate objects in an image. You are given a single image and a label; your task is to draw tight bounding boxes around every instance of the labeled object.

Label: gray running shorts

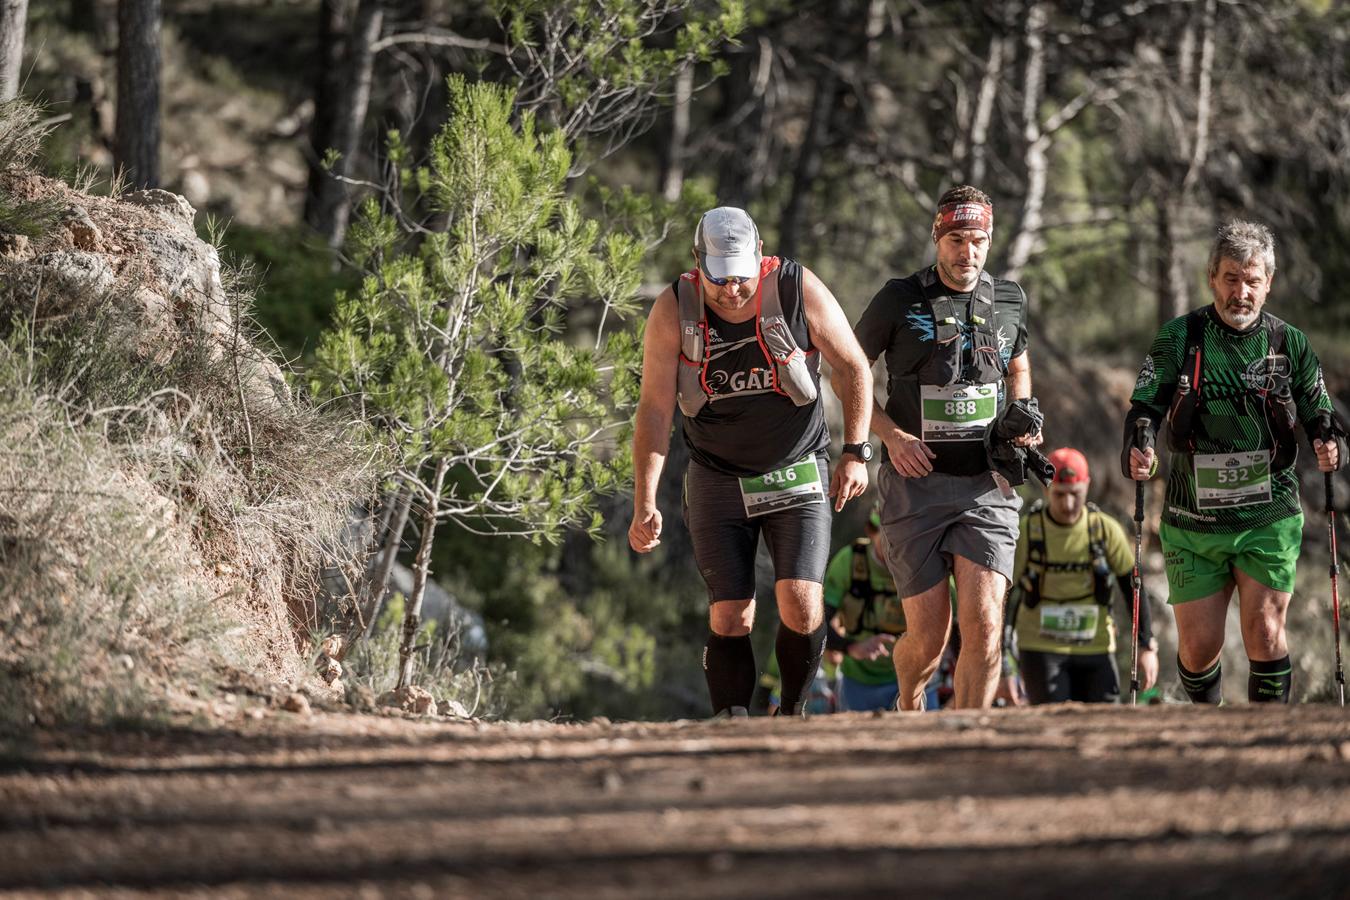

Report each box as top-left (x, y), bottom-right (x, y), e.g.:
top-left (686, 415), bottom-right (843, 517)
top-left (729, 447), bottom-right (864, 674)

top-left (876, 464), bottom-right (1021, 597)
top-left (683, 455), bottom-right (832, 602)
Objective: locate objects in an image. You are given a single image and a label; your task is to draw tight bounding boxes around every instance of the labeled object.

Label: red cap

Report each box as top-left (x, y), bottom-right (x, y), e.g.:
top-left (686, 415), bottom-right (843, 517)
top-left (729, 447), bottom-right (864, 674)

top-left (1048, 447), bottom-right (1090, 484)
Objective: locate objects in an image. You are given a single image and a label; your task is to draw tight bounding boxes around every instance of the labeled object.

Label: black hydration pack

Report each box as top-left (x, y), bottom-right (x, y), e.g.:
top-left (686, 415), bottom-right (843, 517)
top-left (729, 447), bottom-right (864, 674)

top-left (1167, 309), bottom-right (1298, 470)
top-left (1019, 500), bottom-right (1113, 610)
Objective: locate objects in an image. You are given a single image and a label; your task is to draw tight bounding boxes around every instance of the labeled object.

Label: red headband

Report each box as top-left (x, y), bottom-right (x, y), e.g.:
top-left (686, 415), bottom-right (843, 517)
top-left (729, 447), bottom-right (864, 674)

top-left (932, 201), bottom-right (993, 241)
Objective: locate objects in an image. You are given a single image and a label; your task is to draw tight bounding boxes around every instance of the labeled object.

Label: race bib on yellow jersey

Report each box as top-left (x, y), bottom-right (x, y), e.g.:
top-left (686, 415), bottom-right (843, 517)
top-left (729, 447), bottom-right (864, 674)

top-left (1194, 450), bottom-right (1272, 510)
top-left (739, 458), bottom-right (825, 518)
top-left (1038, 604), bottom-right (1099, 644)
top-left (920, 383), bottom-right (998, 442)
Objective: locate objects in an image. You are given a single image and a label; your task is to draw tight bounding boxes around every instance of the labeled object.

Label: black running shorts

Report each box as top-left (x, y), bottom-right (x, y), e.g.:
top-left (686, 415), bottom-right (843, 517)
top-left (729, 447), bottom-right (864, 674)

top-left (683, 454), bottom-right (832, 602)
top-left (1019, 650), bottom-right (1120, 704)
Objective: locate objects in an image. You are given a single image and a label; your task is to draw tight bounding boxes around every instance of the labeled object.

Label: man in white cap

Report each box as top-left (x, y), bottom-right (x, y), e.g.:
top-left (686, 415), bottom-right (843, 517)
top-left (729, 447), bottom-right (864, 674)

top-left (628, 206), bottom-right (874, 717)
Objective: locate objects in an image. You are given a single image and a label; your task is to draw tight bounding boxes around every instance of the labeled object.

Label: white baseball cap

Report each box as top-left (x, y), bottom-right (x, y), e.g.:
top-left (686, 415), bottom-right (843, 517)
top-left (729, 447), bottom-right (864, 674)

top-left (694, 207), bottom-right (761, 280)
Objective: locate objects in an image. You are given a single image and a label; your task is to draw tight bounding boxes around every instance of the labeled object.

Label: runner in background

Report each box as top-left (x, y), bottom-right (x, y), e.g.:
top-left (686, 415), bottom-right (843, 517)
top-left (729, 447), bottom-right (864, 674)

top-left (1010, 448), bottom-right (1158, 704)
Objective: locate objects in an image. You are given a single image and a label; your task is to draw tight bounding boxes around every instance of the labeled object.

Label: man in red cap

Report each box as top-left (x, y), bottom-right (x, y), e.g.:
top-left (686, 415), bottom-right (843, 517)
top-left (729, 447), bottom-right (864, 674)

top-left (1009, 447), bottom-right (1159, 703)
top-left (854, 185), bottom-right (1039, 710)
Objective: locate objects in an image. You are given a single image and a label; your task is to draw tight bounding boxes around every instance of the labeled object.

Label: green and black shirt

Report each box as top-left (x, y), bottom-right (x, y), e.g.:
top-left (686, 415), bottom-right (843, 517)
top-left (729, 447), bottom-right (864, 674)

top-left (1129, 306), bottom-right (1332, 533)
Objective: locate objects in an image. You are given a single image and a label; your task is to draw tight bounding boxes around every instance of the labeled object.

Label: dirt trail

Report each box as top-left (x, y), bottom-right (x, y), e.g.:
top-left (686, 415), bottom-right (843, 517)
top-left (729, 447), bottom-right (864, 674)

top-left (3, 705), bottom-right (1350, 898)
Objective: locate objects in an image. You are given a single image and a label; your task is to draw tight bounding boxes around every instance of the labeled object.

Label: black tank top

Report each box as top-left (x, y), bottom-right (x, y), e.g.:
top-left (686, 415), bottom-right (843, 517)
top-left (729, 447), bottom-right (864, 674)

top-left (676, 258), bottom-right (830, 478)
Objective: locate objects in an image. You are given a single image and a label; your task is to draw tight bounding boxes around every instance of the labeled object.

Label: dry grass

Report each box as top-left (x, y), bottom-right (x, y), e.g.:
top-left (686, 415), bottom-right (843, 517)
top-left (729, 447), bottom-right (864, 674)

top-left (0, 101), bottom-right (385, 733)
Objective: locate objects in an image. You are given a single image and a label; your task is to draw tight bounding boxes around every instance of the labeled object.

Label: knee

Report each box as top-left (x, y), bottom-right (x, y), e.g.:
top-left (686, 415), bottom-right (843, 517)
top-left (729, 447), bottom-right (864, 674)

top-left (776, 581), bottom-right (823, 633)
top-left (901, 628), bottom-right (948, 666)
top-left (709, 601), bottom-right (754, 637)
top-left (1177, 632), bottom-right (1222, 670)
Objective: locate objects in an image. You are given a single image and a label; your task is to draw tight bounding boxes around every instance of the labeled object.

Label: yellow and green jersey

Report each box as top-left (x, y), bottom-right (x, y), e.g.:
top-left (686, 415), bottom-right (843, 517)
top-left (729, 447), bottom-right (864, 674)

top-left (1012, 504), bottom-right (1135, 655)
top-left (1130, 307), bottom-right (1332, 533)
top-left (823, 539), bottom-right (906, 685)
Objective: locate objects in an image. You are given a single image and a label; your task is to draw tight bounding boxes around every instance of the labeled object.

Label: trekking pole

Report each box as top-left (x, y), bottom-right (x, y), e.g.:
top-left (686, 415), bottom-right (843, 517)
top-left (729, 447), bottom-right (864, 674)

top-left (1327, 472), bottom-right (1345, 707)
top-left (1130, 417), bottom-right (1153, 705)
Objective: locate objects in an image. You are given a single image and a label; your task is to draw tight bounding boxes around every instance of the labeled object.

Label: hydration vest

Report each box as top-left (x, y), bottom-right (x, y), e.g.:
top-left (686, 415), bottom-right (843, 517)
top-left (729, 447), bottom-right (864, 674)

top-left (837, 538), bottom-right (902, 635)
top-left (1019, 500), bottom-right (1112, 609)
top-left (893, 267), bottom-right (1007, 393)
top-left (1167, 309), bottom-right (1299, 469)
top-left (675, 257), bottom-right (820, 419)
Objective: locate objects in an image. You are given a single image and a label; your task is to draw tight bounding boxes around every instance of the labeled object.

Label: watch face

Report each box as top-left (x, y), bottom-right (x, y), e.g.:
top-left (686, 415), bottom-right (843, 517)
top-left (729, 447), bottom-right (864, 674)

top-left (846, 442), bottom-right (873, 461)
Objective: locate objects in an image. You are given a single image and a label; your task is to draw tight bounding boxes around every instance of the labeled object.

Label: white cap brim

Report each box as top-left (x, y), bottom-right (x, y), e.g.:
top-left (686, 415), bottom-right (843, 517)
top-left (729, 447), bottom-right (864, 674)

top-left (700, 252), bottom-right (759, 280)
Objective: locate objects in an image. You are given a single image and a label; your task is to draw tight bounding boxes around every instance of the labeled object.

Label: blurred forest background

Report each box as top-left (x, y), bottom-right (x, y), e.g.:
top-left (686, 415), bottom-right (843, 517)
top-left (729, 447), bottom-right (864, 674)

top-left (4, 0), bottom-right (1348, 719)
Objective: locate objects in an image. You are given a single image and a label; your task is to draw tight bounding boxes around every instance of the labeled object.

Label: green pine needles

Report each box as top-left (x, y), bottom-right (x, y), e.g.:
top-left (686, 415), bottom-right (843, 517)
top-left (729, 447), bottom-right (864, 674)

top-left (315, 77), bottom-right (644, 543)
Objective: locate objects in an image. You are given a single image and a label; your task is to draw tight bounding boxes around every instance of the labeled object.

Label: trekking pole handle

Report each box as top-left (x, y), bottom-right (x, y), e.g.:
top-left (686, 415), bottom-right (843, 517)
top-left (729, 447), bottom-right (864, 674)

top-left (1133, 417), bottom-right (1153, 523)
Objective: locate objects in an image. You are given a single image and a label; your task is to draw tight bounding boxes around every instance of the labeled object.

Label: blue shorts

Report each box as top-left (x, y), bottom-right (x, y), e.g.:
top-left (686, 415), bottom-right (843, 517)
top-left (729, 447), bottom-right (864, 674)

top-left (839, 675), bottom-right (940, 712)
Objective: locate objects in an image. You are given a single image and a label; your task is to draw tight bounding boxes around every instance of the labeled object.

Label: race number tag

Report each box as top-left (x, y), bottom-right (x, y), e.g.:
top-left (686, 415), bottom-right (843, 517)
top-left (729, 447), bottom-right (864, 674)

top-left (920, 383), bottom-right (998, 442)
top-left (1193, 451), bottom-right (1272, 510)
top-left (739, 458), bottom-right (825, 518)
top-left (1038, 604), bottom-right (1099, 643)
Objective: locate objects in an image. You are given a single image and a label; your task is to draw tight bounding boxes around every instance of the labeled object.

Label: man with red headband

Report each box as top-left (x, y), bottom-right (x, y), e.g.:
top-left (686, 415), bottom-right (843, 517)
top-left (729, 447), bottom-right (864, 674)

top-left (854, 185), bottom-right (1038, 710)
top-left (1010, 448), bottom-right (1159, 704)
top-left (629, 206), bottom-right (873, 718)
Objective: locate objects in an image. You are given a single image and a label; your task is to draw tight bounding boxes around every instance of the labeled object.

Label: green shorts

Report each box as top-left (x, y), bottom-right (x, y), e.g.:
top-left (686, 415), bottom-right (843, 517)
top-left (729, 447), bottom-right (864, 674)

top-left (1159, 515), bottom-right (1303, 604)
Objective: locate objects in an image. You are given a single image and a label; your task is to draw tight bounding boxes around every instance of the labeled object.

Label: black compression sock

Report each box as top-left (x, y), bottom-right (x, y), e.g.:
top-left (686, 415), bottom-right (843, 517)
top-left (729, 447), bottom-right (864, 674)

top-left (775, 620), bottom-right (827, 714)
top-left (1248, 655), bottom-right (1293, 704)
top-left (1178, 656), bottom-right (1223, 705)
top-left (703, 633), bottom-right (757, 715)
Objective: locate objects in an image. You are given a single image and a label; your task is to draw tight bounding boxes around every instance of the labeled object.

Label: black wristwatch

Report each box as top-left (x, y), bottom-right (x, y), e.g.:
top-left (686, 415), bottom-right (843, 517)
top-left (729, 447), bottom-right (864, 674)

top-left (842, 441), bottom-right (874, 462)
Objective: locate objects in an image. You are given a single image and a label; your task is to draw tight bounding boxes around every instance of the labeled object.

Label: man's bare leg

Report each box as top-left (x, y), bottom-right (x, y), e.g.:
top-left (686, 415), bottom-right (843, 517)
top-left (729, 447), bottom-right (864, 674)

top-left (892, 579), bottom-right (952, 710)
top-left (1173, 587), bottom-right (1231, 673)
top-left (1234, 569), bottom-right (1290, 661)
top-left (952, 554), bottom-right (1007, 709)
top-left (1172, 585), bottom-right (1231, 704)
top-left (775, 578), bottom-right (825, 633)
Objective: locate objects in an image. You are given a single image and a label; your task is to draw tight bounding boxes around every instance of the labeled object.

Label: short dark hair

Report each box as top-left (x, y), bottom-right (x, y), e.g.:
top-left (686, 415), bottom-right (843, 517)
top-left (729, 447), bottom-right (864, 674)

top-left (937, 185), bottom-right (992, 209)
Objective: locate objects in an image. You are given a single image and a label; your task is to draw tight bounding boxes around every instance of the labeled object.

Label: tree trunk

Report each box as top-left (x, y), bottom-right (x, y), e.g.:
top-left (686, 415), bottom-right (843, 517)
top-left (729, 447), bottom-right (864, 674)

top-left (659, 64), bottom-right (693, 202)
top-left (1002, 2), bottom-right (1047, 282)
top-left (114, 0), bottom-right (160, 189)
top-left (307, 0), bottom-right (383, 252)
top-left (1155, 193), bottom-right (1189, 327)
top-left (714, 35), bottom-right (774, 209)
top-left (303, 0), bottom-right (350, 235)
top-left (396, 459), bottom-right (447, 690)
top-left (362, 483), bottom-right (412, 642)
top-left (0, 0), bottom-right (29, 101)
top-left (778, 63), bottom-right (836, 261)
top-left (966, 34), bottom-right (1006, 187)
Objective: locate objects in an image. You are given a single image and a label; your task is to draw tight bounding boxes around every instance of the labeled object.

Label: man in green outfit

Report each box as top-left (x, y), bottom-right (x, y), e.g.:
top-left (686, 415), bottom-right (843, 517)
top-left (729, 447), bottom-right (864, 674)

top-left (1124, 220), bottom-right (1344, 703)
top-left (822, 509), bottom-right (941, 711)
top-left (1011, 447), bottom-right (1158, 703)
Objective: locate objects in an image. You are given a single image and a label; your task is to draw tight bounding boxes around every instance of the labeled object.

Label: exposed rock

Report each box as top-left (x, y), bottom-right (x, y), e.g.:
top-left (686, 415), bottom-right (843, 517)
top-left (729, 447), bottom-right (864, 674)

top-left (379, 685), bottom-right (436, 715)
top-left (345, 682), bottom-right (376, 712)
top-left (121, 189), bottom-right (197, 227)
top-left (319, 634), bottom-right (345, 660)
top-left (13, 251), bottom-right (116, 315)
top-left (319, 656), bottom-right (342, 685)
top-left (62, 205), bottom-right (103, 251)
top-left (0, 233), bottom-right (30, 261)
top-left (281, 692), bottom-right (312, 715)
top-left (439, 698), bottom-right (470, 719)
